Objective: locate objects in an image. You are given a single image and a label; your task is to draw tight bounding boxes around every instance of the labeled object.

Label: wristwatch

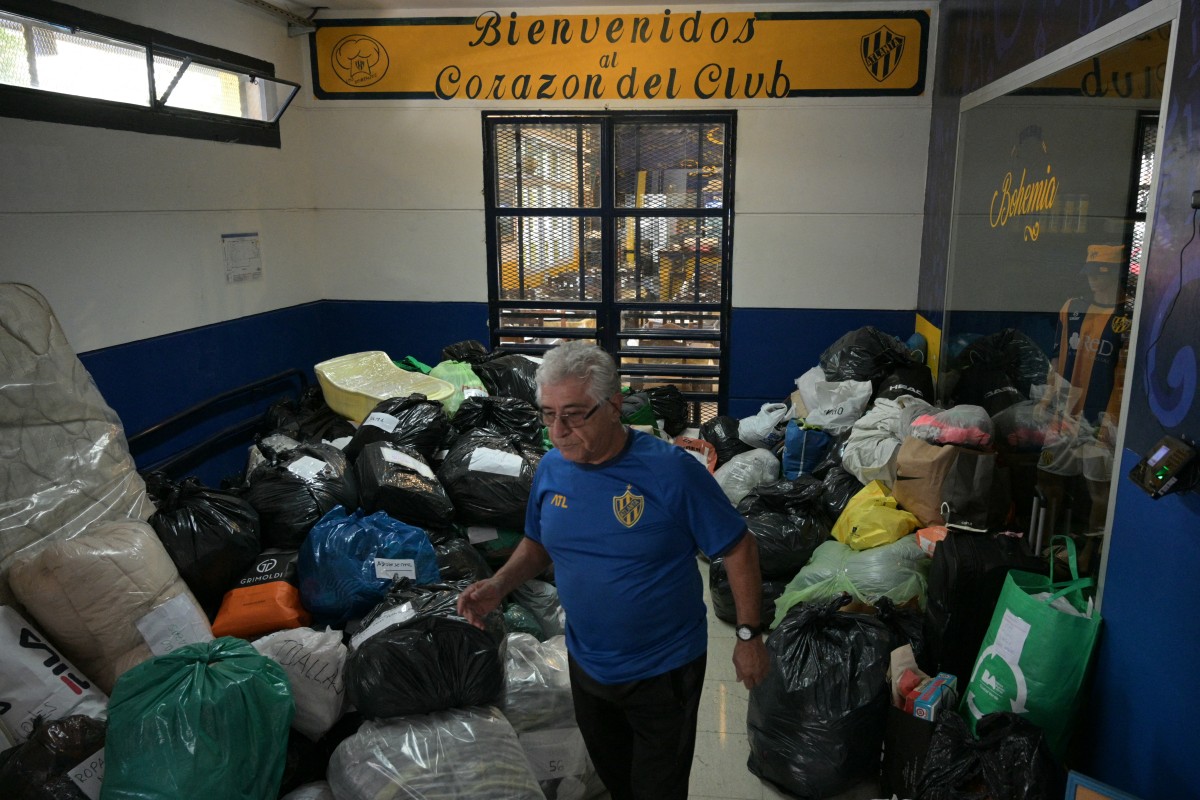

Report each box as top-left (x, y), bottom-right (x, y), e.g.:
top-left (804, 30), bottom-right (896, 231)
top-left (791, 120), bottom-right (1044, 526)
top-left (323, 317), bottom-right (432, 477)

top-left (735, 623), bottom-right (763, 641)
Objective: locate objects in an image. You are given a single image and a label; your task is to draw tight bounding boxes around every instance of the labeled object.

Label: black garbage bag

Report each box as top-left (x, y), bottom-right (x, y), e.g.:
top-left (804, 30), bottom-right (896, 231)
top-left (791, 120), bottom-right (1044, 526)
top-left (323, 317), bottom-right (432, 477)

top-left (708, 556), bottom-right (787, 627)
top-left (435, 536), bottom-right (494, 583)
top-left (355, 441), bottom-right (455, 530)
top-left (620, 391), bottom-right (657, 427)
top-left (0, 715), bottom-right (106, 800)
top-left (700, 415), bottom-right (755, 467)
top-left (747, 594), bottom-right (892, 799)
top-left (820, 326), bottom-right (913, 387)
top-left (429, 423), bottom-right (460, 473)
top-left (948, 328), bottom-right (1051, 401)
top-left (917, 712), bottom-right (1064, 800)
top-left (873, 362), bottom-right (936, 404)
top-left (264, 386), bottom-right (357, 443)
top-left (452, 395), bottom-right (543, 442)
top-left (441, 339), bottom-right (490, 364)
top-left (645, 385), bottom-right (689, 436)
top-left (820, 465), bottom-right (865, 521)
top-left (473, 353), bottom-right (540, 406)
top-left (343, 394), bottom-right (450, 463)
top-left (736, 476), bottom-right (827, 517)
top-left (245, 442), bottom-right (359, 549)
top-left (144, 472), bottom-right (261, 619)
top-left (744, 511), bottom-right (831, 582)
top-left (873, 596), bottom-right (926, 664)
top-left (436, 430), bottom-right (542, 529)
top-left (345, 581), bottom-right (506, 718)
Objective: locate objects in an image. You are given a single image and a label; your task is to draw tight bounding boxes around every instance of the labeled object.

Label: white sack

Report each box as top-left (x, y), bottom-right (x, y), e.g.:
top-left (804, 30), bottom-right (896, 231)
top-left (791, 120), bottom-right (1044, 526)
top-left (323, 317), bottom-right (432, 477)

top-left (0, 605), bottom-right (108, 743)
top-left (794, 367), bottom-right (873, 435)
top-left (253, 627), bottom-right (346, 741)
top-left (715, 449), bottom-right (781, 506)
top-left (9, 519), bottom-right (211, 693)
top-left (738, 403), bottom-right (790, 449)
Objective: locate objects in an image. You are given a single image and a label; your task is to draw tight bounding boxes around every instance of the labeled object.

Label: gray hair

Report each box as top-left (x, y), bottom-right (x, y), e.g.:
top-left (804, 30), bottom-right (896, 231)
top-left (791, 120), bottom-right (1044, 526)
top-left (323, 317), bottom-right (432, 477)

top-left (535, 341), bottom-right (621, 405)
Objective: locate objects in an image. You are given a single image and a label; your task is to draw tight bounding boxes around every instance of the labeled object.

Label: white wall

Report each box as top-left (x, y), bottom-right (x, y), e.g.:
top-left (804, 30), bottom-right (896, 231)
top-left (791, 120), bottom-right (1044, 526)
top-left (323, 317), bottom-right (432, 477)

top-left (0, 0), bottom-right (933, 353)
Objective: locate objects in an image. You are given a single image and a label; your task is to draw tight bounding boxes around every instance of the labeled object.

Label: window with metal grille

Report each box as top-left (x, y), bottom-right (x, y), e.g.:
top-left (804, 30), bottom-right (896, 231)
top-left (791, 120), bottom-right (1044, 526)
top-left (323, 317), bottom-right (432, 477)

top-left (483, 112), bottom-right (735, 426)
top-left (0, 0), bottom-right (298, 147)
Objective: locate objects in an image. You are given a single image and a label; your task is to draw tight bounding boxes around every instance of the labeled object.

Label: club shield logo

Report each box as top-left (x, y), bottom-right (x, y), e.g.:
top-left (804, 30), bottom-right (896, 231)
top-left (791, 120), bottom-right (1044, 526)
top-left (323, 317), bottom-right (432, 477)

top-left (861, 25), bottom-right (905, 82)
top-left (612, 484), bottom-right (645, 528)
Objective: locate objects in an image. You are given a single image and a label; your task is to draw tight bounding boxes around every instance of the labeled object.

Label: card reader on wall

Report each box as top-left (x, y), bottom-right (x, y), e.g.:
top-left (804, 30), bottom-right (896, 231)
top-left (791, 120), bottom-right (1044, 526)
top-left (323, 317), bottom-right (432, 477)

top-left (1129, 435), bottom-right (1198, 499)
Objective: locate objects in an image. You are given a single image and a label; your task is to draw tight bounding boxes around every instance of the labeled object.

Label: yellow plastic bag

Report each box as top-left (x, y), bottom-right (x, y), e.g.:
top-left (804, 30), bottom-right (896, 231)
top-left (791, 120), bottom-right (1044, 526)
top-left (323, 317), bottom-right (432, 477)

top-left (832, 480), bottom-right (920, 551)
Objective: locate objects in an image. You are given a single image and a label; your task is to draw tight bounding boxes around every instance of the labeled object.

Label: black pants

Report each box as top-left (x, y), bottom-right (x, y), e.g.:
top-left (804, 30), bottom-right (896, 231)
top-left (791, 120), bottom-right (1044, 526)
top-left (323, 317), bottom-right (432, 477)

top-left (568, 653), bottom-right (707, 800)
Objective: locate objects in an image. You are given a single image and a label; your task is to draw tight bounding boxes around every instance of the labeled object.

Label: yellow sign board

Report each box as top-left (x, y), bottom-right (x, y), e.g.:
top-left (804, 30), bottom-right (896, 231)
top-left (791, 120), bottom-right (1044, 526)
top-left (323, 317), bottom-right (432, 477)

top-left (311, 10), bottom-right (928, 100)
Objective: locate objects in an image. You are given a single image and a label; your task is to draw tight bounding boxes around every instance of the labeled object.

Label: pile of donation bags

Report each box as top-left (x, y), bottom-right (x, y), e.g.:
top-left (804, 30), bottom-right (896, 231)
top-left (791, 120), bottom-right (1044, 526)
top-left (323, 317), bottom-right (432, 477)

top-left (0, 307), bottom-right (1101, 800)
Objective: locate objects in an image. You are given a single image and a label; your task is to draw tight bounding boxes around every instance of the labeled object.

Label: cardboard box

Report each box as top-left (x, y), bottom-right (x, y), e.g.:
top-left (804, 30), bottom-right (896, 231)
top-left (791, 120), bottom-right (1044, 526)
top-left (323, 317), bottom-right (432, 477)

top-left (912, 673), bottom-right (958, 722)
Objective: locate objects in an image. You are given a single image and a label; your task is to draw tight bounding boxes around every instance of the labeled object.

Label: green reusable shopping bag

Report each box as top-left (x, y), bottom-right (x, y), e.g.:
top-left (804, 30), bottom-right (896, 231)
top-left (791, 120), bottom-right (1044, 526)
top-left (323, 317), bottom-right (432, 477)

top-left (960, 536), bottom-right (1100, 759)
top-left (100, 637), bottom-right (294, 800)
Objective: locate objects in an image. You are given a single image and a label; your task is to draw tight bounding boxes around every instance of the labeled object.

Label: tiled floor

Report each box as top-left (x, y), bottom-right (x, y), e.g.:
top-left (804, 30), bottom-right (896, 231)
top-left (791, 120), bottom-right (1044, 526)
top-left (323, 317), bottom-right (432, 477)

top-left (587, 557), bottom-right (889, 800)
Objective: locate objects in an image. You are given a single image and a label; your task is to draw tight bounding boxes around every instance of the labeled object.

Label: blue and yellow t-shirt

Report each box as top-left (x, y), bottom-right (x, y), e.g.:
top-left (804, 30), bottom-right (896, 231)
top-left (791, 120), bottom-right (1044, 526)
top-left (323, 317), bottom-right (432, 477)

top-left (526, 429), bottom-right (747, 684)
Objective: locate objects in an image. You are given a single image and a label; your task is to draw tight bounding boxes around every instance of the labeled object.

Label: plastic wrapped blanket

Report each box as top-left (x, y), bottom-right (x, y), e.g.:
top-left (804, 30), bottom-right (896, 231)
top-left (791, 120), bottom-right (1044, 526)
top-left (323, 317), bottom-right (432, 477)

top-left (773, 535), bottom-right (930, 623)
top-left (500, 634), bottom-right (605, 800)
top-left (0, 283), bottom-right (153, 606)
top-left (101, 637), bottom-right (294, 800)
top-left (328, 707), bottom-right (544, 800)
top-left (9, 519), bottom-right (212, 693)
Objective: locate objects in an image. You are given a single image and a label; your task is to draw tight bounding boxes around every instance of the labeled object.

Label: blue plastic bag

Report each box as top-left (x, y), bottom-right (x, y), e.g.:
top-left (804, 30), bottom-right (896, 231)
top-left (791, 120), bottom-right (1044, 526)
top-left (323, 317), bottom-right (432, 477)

top-left (299, 507), bottom-right (439, 627)
top-left (783, 420), bottom-right (833, 479)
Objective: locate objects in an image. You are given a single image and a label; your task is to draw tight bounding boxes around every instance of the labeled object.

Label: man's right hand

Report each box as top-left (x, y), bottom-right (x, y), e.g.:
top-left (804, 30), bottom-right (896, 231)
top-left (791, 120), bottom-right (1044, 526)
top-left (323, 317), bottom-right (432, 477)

top-left (456, 577), bottom-right (503, 629)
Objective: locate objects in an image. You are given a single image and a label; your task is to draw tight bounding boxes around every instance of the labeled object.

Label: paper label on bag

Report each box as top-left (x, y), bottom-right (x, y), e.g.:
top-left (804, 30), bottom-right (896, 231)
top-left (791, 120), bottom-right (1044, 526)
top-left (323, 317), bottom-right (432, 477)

top-left (518, 728), bottom-right (588, 781)
top-left (467, 525), bottom-right (500, 544)
top-left (381, 447), bottom-right (435, 479)
top-left (350, 602), bottom-right (415, 650)
top-left (374, 558), bottom-right (417, 581)
top-left (135, 594), bottom-right (213, 656)
top-left (287, 456), bottom-right (328, 480)
top-left (994, 609), bottom-right (1031, 664)
top-left (469, 447), bottom-right (524, 477)
top-left (326, 436), bottom-right (353, 450)
top-left (364, 412), bottom-right (400, 433)
top-left (68, 748), bottom-right (105, 800)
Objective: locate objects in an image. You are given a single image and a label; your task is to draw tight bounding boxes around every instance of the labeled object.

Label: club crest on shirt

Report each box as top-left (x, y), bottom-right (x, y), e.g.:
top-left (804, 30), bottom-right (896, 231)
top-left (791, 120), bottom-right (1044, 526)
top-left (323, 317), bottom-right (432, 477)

top-left (612, 484), bottom-right (644, 528)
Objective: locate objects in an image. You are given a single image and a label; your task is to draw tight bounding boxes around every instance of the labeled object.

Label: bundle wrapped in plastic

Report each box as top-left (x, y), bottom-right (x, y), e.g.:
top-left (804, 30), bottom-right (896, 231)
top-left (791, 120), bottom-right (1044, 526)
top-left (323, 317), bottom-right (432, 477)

top-left (917, 712), bottom-right (1064, 800)
top-left (910, 405), bottom-right (994, 450)
top-left (474, 353), bottom-right (541, 406)
top-left (9, 519), bottom-right (212, 693)
top-left (842, 396), bottom-right (937, 487)
top-left (246, 431), bottom-right (304, 478)
top-left (0, 283), bottom-right (154, 607)
top-left (280, 783), bottom-right (336, 800)
top-left (991, 400), bottom-right (1057, 451)
top-left (343, 394), bottom-right (451, 463)
top-left (102, 638), bottom-right (294, 800)
top-left (298, 507), bottom-right (440, 628)
top-left (211, 549), bottom-right (311, 640)
top-left (0, 714), bottom-right (107, 799)
top-left (253, 627), bottom-right (346, 742)
top-left (345, 581), bottom-right (505, 718)
top-left (437, 431), bottom-right (542, 529)
top-left (715, 448), bottom-right (780, 505)
top-left (645, 385), bottom-right (688, 437)
top-left (501, 634), bottom-right (606, 800)
top-left (708, 557), bottom-right (787, 628)
top-left (245, 442), bottom-right (359, 550)
top-left (773, 535), bottom-right (930, 622)
top-left (747, 595), bottom-right (892, 799)
top-left (429, 360), bottom-right (488, 417)
top-left (328, 707), bottom-right (544, 800)
top-left (0, 606), bottom-right (108, 743)
top-left (144, 472), bottom-right (261, 619)
top-left (819, 326), bottom-right (913, 387)
top-left (453, 395), bottom-right (544, 442)
top-left (436, 536), bottom-right (493, 582)
top-left (263, 386), bottom-right (356, 444)
top-left (737, 478), bottom-right (834, 581)
top-left (512, 579), bottom-right (565, 638)
top-left (699, 415), bottom-right (754, 467)
top-left (355, 442), bottom-right (455, 529)
top-left (503, 603), bottom-right (545, 639)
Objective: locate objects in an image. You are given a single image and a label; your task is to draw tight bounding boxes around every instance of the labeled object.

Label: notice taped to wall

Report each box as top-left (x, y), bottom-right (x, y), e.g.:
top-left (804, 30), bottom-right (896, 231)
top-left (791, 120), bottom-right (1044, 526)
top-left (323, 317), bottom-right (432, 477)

top-left (223, 232), bottom-right (263, 283)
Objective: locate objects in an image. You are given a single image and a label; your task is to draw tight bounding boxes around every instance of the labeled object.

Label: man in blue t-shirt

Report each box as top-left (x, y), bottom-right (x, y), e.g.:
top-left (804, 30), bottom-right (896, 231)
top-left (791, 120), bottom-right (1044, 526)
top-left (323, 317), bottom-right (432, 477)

top-left (458, 341), bottom-right (769, 800)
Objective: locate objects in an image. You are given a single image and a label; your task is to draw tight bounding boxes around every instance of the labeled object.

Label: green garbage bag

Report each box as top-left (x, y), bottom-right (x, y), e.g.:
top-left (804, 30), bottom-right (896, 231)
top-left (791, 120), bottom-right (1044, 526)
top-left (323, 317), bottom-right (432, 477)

top-left (961, 536), bottom-right (1100, 759)
top-left (100, 637), bottom-right (294, 800)
top-left (429, 359), bottom-right (487, 416)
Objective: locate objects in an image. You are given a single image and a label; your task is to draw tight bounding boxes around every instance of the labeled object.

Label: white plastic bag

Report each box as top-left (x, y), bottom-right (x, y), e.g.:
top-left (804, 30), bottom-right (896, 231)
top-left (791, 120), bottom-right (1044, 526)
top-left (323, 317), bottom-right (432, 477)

top-left (715, 449), bottom-right (781, 506)
top-left (253, 626), bottom-right (346, 741)
top-left (794, 367), bottom-right (872, 435)
top-left (738, 403), bottom-right (790, 449)
top-left (280, 782), bottom-right (335, 800)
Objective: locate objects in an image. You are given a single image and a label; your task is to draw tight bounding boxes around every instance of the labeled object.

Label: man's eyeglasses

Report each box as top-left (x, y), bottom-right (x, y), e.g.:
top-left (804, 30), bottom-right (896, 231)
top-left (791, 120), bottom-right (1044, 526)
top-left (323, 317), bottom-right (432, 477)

top-left (541, 401), bottom-right (604, 428)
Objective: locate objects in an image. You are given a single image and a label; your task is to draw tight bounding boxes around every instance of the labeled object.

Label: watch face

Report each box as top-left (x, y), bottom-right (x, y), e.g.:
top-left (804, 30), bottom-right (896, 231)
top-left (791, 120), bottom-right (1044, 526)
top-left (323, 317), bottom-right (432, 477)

top-left (736, 625), bottom-right (753, 641)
